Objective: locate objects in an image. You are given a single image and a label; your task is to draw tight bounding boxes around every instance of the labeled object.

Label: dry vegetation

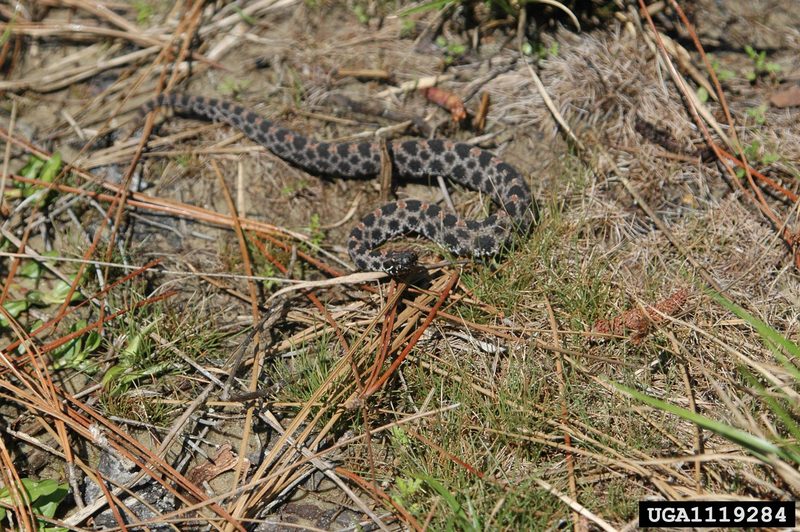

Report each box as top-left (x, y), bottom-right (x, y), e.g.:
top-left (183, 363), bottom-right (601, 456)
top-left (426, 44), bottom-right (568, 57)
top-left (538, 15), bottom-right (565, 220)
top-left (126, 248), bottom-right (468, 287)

top-left (0, 0), bottom-right (799, 530)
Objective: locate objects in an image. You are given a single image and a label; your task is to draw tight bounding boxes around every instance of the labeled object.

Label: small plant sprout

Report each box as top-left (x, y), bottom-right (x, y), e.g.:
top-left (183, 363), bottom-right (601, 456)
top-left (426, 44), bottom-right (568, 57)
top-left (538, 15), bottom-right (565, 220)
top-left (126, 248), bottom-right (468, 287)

top-left (744, 45), bottom-right (782, 82)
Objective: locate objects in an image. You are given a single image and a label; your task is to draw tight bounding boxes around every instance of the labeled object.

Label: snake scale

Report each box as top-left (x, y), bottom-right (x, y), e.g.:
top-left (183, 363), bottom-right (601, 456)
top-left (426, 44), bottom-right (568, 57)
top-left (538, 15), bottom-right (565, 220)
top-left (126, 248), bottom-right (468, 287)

top-left (141, 93), bottom-right (537, 275)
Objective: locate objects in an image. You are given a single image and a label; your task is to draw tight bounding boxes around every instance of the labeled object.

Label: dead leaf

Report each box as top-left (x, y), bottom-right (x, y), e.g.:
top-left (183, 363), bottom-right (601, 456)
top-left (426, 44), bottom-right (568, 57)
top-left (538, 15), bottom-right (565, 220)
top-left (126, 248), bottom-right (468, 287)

top-left (421, 87), bottom-right (467, 122)
top-left (590, 288), bottom-right (689, 344)
top-left (187, 444), bottom-right (244, 485)
top-left (770, 85), bottom-right (800, 108)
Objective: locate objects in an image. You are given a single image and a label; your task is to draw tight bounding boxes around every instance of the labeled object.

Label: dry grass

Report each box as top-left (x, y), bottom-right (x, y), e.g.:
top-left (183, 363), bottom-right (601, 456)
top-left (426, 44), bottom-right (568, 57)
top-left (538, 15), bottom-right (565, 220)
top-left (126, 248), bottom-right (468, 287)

top-left (0, 0), bottom-right (798, 530)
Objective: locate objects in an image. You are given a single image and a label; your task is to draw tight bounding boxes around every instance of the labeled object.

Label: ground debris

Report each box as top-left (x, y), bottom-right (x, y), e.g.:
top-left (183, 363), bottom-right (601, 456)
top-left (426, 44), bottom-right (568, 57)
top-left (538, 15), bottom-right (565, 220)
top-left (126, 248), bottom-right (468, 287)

top-left (591, 288), bottom-right (689, 344)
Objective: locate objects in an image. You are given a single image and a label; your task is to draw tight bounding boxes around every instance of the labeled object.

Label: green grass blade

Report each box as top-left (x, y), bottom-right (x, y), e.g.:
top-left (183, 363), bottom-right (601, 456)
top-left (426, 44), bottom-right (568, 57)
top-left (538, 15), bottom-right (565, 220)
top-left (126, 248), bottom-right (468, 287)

top-left (709, 291), bottom-right (800, 380)
top-left (399, 0), bottom-right (457, 17)
top-left (738, 365), bottom-right (800, 449)
top-left (414, 473), bottom-right (479, 531)
top-left (611, 381), bottom-right (800, 465)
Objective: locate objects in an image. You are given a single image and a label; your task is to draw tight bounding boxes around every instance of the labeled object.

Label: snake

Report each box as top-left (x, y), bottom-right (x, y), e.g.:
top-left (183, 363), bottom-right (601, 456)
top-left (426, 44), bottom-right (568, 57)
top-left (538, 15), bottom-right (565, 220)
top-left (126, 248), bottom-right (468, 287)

top-left (140, 93), bottom-right (537, 275)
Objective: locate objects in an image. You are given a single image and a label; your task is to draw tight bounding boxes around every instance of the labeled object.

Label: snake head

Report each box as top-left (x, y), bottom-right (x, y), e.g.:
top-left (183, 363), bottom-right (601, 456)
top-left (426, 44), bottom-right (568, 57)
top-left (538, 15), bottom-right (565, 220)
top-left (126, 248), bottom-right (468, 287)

top-left (383, 250), bottom-right (418, 277)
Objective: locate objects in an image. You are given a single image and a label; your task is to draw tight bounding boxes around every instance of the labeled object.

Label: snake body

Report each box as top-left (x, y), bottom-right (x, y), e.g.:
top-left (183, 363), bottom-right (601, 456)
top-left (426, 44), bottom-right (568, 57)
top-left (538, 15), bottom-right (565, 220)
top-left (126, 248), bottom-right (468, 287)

top-left (142, 93), bottom-right (536, 275)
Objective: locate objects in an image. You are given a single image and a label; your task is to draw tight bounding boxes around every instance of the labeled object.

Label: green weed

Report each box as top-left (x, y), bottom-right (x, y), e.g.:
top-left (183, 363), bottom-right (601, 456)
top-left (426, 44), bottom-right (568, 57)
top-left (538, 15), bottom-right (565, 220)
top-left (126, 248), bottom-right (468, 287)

top-left (267, 334), bottom-right (339, 404)
top-left (231, 5), bottom-right (257, 25)
top-left (15, 153), bottom-right (62, 208)
top-left (218, 76), bottom-right (251, 98)
top-left (735, 139), bottom-right (779, 177)
top-left (745, 103), bottom-right (768, 125)
top-left (709, 56), bottom-right (735, 82)
top-left (0, 478), bottom-right (69, 531)
top-left (132, 0), bottom-right (154, 25)
top-left (308, 212), bottom-right (325, 248)
top-left (435, 35), bottom-right (467, 65)
top-left (49, 319), bottom-right (102, 372)
top-left (744, 45), bottom-right (781, 82)
top-left (1, 255), bottom-right (84, 331)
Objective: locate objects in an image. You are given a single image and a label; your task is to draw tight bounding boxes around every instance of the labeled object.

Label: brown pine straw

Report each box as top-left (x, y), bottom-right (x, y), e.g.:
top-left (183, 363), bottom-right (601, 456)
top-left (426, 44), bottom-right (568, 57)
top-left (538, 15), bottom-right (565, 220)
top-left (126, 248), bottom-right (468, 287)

top-left (366, 285), bottom-right (399, 388)
top-left (118, 405), bottom-right (460, 530)
top-left (231, 277), bottom-right (450, 529)
top-left (363, 272), bottom-right (459, 398)
top-left (4, 156), bottom-right (579, 361)
top-left (335, 467), bottom-right (422, 531)
top-left (0, 327), bottom-right (246, 530)
top-left (0, 433), bottom-right (35, 531)
top-left (93, 473), bottom-right (129, 532)
top-left (0, 259), bottom-right (163, 358)
top-left (637, 0), bottom-right (800, 268)
top-left (72, 395), bottom-right (245, 530)
top-left (210, 158), bottom-right (264, 492)
top-left (94, 2), bottom-right (206, 368)
top-left (237, 239), bottom-right (392, 526)
top-left (0, 301), bottom-right (247, 530)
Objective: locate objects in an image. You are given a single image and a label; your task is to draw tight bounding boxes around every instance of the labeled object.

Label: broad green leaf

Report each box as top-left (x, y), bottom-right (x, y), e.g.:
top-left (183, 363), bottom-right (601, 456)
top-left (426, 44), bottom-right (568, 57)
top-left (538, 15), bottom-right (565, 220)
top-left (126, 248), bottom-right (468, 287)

top-left (40, 280), bottom-right (83, 305)
top-left (101, 365), bottom-right (127, 387)
top-left (18, 260), bottom-right (42, 279)
top-left (0, 478), bottom-right (68, 524)
top-left (0, 300), bottom-right (29, 327)
top-left (38, 153), bottom-right (62, 184)
top-left (51, 320), bottom-right (102, 370)
top-left (19, 156), bottom-right (45, 180)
